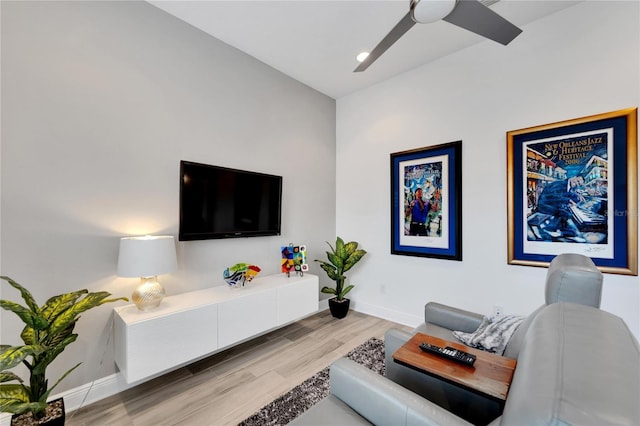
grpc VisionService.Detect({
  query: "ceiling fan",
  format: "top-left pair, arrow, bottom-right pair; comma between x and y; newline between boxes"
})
354,0 -> 522,72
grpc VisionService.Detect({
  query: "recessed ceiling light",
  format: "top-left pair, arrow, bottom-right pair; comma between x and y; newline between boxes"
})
356,52 -> 370,63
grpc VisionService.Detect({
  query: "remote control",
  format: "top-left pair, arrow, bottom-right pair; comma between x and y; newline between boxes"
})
419,342 -> 476,367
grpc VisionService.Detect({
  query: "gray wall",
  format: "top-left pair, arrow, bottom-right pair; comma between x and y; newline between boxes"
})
1,0 -> 336,392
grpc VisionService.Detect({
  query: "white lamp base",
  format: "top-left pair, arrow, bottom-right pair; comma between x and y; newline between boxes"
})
132,276 -> 166,311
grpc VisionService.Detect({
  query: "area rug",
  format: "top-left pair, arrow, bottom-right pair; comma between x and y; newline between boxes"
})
238,337 -> 385,426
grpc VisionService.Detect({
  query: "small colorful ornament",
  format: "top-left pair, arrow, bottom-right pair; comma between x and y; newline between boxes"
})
223,263 -> 261,287
281,244 -> 308,277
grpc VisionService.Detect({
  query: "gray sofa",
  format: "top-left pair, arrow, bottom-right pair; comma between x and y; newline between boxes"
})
383,253 -> 606,423
292,302 -> 639,425
292,255 -> 640,425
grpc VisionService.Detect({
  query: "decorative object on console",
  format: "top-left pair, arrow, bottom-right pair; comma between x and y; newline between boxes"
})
0,276 -> 127,424
223,263 -> 261,287
390,141 -> 463,261
281,244 -> 308,277
315,237 -> 367,319
507,107 -> 637,275
117,235 -> 178,311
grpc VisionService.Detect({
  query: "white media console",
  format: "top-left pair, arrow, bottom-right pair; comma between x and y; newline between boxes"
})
113,273 -> 319,383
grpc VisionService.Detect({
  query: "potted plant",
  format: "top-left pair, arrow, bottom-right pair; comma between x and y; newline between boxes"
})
315,237 -> 367,319
0,276 -> 128,425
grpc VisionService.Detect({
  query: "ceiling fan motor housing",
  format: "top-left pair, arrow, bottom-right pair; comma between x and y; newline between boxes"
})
411,0 -> 457,24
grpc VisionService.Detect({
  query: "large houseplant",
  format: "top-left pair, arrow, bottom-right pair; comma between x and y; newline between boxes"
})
315,237 -> 367,319
0,276 -> 127,424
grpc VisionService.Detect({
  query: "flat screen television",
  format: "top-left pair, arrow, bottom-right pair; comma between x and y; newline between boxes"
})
179,161 -> 282,241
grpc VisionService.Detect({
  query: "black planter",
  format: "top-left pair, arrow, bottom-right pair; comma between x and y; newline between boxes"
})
11,398 -> 65,426
328,297 -> 350,319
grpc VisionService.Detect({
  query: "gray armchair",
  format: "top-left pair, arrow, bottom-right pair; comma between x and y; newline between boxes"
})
384,253 -> 603,424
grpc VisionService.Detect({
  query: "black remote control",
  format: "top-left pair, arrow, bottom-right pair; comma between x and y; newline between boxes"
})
419,342 -> 476,367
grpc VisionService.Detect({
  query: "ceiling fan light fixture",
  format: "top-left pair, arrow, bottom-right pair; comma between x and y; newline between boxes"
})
356,52 -> 370,63
411,0 -> 457,24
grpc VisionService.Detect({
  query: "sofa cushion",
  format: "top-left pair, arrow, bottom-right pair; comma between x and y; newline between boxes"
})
415,322 -> 458,342
501,303 -> 640,425
424,302 -> 484,334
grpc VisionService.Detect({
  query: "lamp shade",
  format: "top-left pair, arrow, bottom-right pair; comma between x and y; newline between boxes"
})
117,236 -> 177,278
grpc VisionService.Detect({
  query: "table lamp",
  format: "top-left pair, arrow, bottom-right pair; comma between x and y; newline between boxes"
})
117,235 -> 177,311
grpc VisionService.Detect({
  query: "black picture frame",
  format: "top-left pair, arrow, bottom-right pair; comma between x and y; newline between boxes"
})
507,108 -> 638,275
390,141 -> 462,260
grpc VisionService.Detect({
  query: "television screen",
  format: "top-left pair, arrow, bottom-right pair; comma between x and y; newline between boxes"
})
179,161 -> 282,241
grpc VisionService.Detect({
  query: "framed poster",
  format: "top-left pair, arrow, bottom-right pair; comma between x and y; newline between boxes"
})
507,108 -> 637,275
390,141 -> 462,260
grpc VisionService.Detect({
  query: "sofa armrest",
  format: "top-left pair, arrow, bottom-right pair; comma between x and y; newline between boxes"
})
501,303 -> 640,425
385,328 -> 414,362
386,328 -> 447,401
384,328 -> 427,392
385,329 -> 426,390
424,302 -> 484,333
330,357 -> 473,426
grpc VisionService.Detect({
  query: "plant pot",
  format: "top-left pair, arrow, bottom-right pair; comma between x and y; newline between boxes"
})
11,398 -> 65,426
328,297 -> 350,319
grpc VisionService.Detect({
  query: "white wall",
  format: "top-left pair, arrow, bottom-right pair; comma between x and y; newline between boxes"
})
337,1 -> 640,337
1,1 -> 335,392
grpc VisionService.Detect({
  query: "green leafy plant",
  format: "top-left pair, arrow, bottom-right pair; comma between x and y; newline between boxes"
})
0,276 -> 128,419
315,237 -> 367,301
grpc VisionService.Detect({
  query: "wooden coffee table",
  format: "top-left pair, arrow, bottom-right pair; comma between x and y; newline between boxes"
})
393,333 -> 517,401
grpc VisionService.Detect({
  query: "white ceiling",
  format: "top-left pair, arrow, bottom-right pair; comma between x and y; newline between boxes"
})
148,0 -> 581,99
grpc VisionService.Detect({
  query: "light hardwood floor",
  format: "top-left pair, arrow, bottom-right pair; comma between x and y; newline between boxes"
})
67,310 -> 413,426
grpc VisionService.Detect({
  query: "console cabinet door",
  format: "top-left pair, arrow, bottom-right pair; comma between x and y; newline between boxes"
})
277,279 -> 319,325
218,290 -> 278,348
115,303 -> 218,383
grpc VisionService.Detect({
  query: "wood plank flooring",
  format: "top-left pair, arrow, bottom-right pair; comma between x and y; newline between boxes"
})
67,310 -> 413,426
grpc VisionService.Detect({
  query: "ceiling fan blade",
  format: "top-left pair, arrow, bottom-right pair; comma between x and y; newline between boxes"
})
443,0 -> 522,45
354,12 -> 416,72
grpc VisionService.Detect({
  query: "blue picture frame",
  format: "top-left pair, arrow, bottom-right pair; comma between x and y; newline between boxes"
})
390,141 -> 462,260
507,108 -> 637,275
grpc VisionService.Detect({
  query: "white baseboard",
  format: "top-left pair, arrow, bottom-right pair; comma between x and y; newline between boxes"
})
351,300 -> 422,328
55,372 -> 132,412
0,373 -> 134,426
319,297 -> 329,312
318,297 -> 420,327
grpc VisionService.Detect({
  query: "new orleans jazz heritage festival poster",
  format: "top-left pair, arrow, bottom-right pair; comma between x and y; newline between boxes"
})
523,129 -> 613,259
